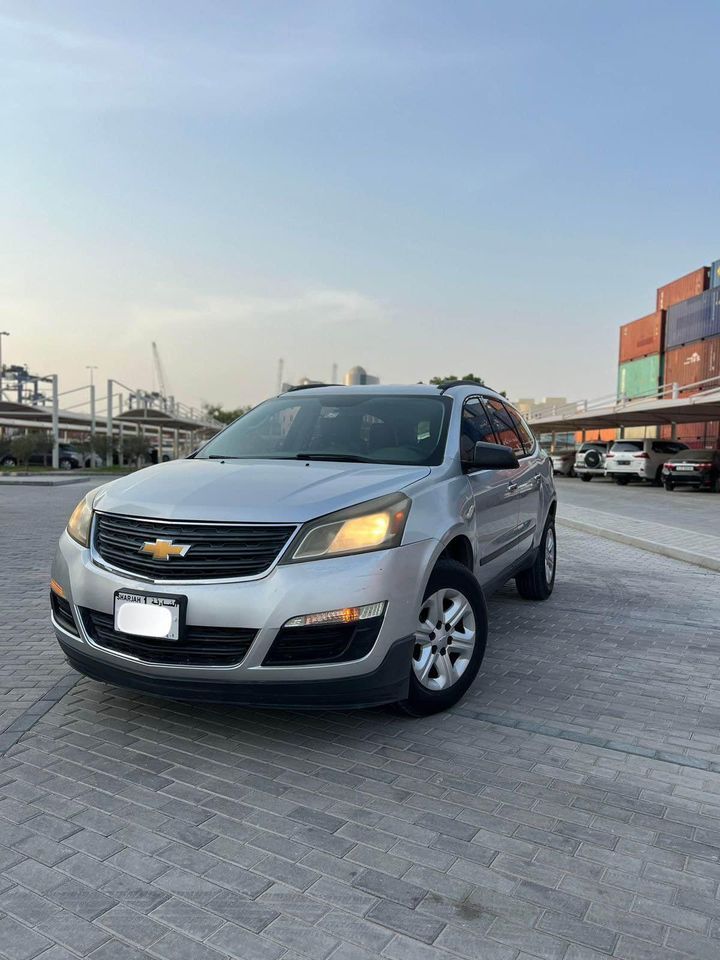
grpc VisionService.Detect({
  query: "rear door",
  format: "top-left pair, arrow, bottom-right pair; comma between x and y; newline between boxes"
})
460,397 -> 522,584
485,399 -> 542,553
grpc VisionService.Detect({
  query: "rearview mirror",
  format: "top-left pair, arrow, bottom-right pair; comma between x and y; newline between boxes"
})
470,441 -> 519,470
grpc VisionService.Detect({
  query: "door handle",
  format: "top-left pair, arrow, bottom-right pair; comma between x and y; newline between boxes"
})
507,482 -> 518,492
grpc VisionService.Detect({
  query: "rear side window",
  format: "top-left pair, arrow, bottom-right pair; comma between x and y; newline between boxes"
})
461,398 -> 497,460
653,441 -> 688,454
502,403 -> 536,455
484,399 -> 525,456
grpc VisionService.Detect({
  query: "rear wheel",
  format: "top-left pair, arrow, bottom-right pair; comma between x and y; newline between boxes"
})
515,516 -> 556,601
615,476 -> 630,485
664,480 -> 675,491
397,560 -> 487,716
580,474 -> 592,482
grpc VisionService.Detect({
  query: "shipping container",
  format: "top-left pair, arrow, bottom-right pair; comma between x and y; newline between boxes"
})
660,422 -> 720,449
663,337 -> 720,395
712,259 -> 720,290
617,353 -> 662,400
656,266 -> 709,311
618,311 -> 665,363
665,288 -> 720,349
574,428 -> 617,443
622,426 -> 658,440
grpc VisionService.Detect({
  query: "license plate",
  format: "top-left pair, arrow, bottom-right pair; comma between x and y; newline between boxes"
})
114,590 -> 186,640
617,460 -> 630,466
676,464 -> 695,471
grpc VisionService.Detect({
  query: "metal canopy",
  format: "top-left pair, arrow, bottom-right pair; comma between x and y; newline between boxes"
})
117,409 -> 219,432
527,389 -> 720,433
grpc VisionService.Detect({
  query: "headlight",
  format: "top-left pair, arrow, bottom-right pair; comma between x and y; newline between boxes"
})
67,494 -> 94,547
284,493 -> 411,562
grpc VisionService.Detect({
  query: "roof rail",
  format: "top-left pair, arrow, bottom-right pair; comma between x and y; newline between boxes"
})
437,380 -> 489,393
285,382 -> 344,393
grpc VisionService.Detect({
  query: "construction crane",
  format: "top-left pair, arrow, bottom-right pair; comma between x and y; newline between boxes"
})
151,341 -> 168,397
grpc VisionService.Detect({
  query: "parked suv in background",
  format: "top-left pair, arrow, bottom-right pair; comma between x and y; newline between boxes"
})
605,439 -> 689,485
550,448 -> 576,477
663,449 -> 720,492
574,441 -> 611,482
51,383 -> 557,716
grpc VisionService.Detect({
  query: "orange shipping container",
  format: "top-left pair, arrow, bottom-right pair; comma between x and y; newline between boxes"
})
660,422 -> 720,449
574,428 -> 617,443
656,266 -> 709,311
618,311 -> 665,363
663,337 -> 720,395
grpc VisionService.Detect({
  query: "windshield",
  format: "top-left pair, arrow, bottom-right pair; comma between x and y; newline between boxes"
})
612,441 -> 644,452
198,393 -> 452,466
670,449 -> 716,461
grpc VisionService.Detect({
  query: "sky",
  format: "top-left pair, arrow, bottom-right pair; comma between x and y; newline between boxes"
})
2,0 -> 720,411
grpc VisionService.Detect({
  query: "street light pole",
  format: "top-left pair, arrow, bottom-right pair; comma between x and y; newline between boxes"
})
0,331 -> 9,400
86,366 -> 98,468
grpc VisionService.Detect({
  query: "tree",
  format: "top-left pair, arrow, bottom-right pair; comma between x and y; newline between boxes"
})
121,434 -> 150,468
206,404 -> 251,425
9,431 -> 47,467
429,374 -> 485,386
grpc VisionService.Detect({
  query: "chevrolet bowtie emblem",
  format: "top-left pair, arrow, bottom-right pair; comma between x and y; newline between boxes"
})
139,538 -> 192,561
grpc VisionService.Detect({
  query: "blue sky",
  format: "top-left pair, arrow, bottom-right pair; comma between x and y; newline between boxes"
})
3,0 -> 720,407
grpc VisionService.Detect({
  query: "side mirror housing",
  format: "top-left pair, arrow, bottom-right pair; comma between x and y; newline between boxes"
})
470,441 -> 519,470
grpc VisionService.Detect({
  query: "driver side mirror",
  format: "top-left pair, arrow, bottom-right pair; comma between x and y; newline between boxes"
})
470,441 -> 519,470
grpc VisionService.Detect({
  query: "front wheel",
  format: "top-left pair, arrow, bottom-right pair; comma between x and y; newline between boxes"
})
615,476 -> 630,485
515,516 -> 556,601
664,480 -> 675,491
580,474 -> 592,482
397,560 -> 487,716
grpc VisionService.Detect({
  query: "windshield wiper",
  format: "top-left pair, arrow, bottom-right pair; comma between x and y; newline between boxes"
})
207,455 -> 245,460
294,453 -> 373,462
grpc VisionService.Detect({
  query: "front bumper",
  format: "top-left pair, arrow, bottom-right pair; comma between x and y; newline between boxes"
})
51,529 -> 437,700
58,635 -> 414,707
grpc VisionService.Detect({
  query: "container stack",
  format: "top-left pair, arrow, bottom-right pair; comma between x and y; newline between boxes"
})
614,263 -> 720,448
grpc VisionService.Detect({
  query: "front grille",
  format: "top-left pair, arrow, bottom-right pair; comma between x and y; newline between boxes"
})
80,608 -> 256,666
263,616 -> 384,666
51,592 -> 78,636
93,513 -> 296,581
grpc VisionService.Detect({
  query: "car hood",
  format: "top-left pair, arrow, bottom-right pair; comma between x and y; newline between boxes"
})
93,458 -> 431,523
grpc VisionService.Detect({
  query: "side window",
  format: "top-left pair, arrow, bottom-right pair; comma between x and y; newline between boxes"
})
502,402 -> 536,455
484,399 -> 525,455
461,398 -> 497,461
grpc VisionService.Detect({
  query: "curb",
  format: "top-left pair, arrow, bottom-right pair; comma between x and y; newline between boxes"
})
558,515 -> 720,573
0,476 -> 94,487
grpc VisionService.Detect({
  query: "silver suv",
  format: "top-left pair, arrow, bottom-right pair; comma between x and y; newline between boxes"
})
51,384 -> 557,715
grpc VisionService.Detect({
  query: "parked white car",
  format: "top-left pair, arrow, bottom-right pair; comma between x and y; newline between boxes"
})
605,439 -> 689,485
550,448 -> 576,477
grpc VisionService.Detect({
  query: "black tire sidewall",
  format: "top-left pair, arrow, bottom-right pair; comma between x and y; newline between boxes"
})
402,560 -> 487,715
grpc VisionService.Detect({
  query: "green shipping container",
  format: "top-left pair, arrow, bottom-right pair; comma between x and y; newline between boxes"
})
617,354 -> 663,400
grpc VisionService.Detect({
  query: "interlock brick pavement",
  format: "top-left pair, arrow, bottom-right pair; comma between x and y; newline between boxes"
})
2,486 -> 720,959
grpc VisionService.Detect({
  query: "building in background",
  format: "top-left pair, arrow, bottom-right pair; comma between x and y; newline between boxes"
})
343,365 -> 379,386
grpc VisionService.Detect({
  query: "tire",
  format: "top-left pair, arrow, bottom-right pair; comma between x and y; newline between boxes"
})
664,480 -> 675,491
580,474 -> 592,482
652,467 -> 663,487
397,560 -> 487,716
515,515 -> 556,602
59,459 -> 73,471
615,477 -> 630,485
0,456 -> 17,468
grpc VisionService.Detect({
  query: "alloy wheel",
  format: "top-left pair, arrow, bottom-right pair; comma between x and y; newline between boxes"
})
413,588 -> 476,691
545,526 -> 556,583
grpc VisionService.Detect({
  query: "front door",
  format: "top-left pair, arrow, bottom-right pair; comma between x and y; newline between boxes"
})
460,398 -> 522,585
484,398 -> 541,556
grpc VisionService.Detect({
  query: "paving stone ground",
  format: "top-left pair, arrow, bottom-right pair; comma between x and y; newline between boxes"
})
2,484 -> 720,959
